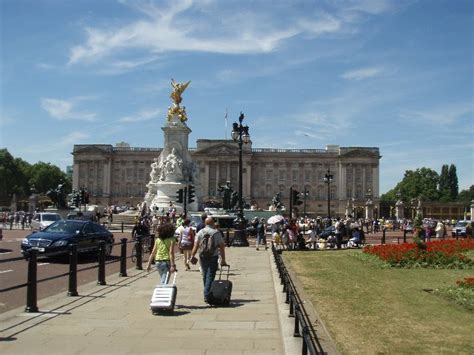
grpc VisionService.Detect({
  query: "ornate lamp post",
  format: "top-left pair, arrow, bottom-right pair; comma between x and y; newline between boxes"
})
323,169 -> 333,219
231,112 -> 250,246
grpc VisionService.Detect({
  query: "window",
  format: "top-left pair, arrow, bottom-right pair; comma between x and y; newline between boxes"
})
279,170 -> 286,180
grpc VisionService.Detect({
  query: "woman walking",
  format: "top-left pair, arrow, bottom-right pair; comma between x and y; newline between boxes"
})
146,222 -> 177,284
178,218 -> 195,270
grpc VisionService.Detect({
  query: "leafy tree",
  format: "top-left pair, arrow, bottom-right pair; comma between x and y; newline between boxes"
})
29,162 -> 69,194
457,185 -> 474,203
438,164 -> 450,201
0,149 -> 30,200
448,164 -> 459,201
381,167 -> 440,202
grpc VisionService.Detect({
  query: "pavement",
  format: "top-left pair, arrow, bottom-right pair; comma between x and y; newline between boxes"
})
0,245 -> 322,355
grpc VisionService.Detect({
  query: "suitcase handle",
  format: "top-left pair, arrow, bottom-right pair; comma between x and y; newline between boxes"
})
218,265 -> 230,280
164,271 -> 178,285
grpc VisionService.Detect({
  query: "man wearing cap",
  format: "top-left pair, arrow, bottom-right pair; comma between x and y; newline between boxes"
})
256,217 -> 267,250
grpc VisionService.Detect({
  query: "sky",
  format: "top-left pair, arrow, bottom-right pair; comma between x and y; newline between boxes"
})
1,0 -> 473,195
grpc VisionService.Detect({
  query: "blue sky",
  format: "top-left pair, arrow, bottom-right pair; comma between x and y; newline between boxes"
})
1,0 -> 472,194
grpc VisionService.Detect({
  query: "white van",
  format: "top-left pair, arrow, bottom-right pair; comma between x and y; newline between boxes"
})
31,212 -> 62,231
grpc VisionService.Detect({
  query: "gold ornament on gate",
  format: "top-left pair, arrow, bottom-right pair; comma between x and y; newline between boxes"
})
167,79 -> 191,122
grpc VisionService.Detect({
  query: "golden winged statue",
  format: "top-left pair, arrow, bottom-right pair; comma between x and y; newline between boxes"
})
170,79 -> 191,105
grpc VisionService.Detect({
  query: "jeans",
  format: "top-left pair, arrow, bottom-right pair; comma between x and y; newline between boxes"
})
200,255 -> 219,300
156,261 -> 170,284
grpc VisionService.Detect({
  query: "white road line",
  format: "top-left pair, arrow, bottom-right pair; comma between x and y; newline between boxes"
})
38,263 -> 50,266
0,251 -> 12,255
0,269 -> 13,274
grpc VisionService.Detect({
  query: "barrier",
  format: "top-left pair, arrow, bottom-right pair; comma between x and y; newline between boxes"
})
272,243 -> 325,354
0,236 -> 145,312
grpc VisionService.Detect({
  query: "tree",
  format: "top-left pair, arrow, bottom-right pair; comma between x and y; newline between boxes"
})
0,149 -> 30,201
380,167 -> 440,202
438,164 -> 450,201
448,164 -> 459,201
457,185 -> 474,203
29,162 -> 69,194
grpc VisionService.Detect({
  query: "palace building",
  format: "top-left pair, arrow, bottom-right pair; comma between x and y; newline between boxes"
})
72,140 -> 381,217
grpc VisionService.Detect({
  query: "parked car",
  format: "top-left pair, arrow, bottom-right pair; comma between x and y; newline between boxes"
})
453,220 -> 470,237
67,211 -> 96,221
21,219 -> 114,258
31,212 -> 62,231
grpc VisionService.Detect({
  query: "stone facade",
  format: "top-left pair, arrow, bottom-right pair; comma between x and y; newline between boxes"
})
72,140 -> 381,217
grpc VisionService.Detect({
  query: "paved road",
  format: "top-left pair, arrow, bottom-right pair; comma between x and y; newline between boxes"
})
0,229 -> 137,314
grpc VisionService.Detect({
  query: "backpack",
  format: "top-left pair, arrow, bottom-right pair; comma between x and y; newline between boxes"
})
199,232 -> 217,258
180,227 -> 193,247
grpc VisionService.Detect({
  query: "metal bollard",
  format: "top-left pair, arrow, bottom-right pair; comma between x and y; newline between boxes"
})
135,236 -> 143,270
288,291 -> 295,317
293,304 -> 301,337
25,249 -> 39,312
403,230 -> 407,243
119,238 -> 128,277
68,244 -> 78,296
302,326 -> 309,355
97,241 -> 106,285
121,222 -> 124,233
382,228 -> 386,244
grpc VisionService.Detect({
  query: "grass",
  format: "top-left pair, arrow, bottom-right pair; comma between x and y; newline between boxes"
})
284,249 -> 474,354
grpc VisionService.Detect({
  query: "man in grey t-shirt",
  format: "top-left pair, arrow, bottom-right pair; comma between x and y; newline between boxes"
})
190,217 -> 228,303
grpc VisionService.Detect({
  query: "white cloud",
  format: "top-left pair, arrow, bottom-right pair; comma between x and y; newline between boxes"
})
341,67 -> 382,80
67,0 -> 393,67
119,108 -> 161,123
399,103 -> 474,126
40,97 -> 97,121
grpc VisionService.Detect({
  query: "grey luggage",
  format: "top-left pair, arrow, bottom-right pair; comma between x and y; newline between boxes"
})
208,265 -> 232,306
150,272 -> 177,314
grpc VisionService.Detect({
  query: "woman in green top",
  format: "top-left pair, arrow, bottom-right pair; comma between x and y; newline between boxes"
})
146,223 -> 176,284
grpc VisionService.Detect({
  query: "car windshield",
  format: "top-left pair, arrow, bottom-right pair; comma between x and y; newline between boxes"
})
43,214 -> 61,221
456,221 -> 468,227
44,220 -> 83,234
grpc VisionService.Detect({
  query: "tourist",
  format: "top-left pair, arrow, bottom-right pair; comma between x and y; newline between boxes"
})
146,223 -> 177,284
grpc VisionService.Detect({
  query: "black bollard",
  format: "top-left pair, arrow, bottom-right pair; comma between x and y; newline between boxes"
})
97,241 -> 106,285
121,222 -> 124,233
288,291 -> 295,317
293,304 -> 301,337
403,230 -> 407,243
382,228 -> 386,244
25,249 -> 39,312
119,238 -> 128,277
68,244 -> 78,296
302,326 -> 309,355
135,236 -> 143,270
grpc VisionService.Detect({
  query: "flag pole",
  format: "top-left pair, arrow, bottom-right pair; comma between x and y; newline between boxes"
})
224,108 -> 228,139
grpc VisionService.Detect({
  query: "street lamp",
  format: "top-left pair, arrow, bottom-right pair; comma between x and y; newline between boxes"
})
231,112 -> 250,246
323,169 -> 333,219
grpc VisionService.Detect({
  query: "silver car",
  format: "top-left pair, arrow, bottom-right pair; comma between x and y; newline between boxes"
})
31,212 -> 62,231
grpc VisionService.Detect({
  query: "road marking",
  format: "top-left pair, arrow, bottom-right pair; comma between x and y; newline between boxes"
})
38,263 -> 50,266
0,269 -> 13,274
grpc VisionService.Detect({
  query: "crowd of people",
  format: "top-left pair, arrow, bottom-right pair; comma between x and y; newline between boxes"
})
0,211 -> 33,230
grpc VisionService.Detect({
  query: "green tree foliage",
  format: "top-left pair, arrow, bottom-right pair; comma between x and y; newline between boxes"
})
381,168 -> 440,202
438,164 -> 450,201
29,162 -> 69,194
0,149 -> 70,203
457,185 -> 474,203
0,149 -> 29,199
448,164 -> 459,201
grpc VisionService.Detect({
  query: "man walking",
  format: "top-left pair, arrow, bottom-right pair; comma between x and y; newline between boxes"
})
190,217 -> 228,303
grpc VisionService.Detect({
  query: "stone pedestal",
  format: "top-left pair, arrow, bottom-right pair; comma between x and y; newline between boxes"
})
145,115 -> 200,213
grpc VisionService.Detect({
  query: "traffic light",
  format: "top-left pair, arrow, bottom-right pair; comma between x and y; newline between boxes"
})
188,185 -> 195,203
84,190 -> 90,204
292,189 -> 303,205
176,188 -> 184,203
80,188 -> 85,204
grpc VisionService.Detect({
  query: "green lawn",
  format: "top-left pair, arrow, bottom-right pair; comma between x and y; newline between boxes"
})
284,250 -> 474,354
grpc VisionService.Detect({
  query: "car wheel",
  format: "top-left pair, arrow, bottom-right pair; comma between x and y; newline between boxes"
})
104,242 -> 113,257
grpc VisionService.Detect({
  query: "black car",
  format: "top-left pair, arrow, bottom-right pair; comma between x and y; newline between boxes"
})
21,220 -> 114,258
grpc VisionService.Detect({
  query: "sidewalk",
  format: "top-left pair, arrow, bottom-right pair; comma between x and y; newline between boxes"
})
0,247 -> 298,354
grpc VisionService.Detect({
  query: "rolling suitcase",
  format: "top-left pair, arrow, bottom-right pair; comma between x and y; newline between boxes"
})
150,272 -> 177,314
208,265 -> 232,306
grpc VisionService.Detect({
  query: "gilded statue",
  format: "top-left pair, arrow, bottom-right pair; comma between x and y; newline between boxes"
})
167,79 -> 191,122
170,79 -> 191,105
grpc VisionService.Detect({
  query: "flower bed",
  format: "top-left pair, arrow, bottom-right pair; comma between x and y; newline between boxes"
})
363,239 -> 474,268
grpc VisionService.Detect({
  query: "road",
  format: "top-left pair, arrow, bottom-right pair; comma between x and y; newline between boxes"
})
0,228 -> 140,314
